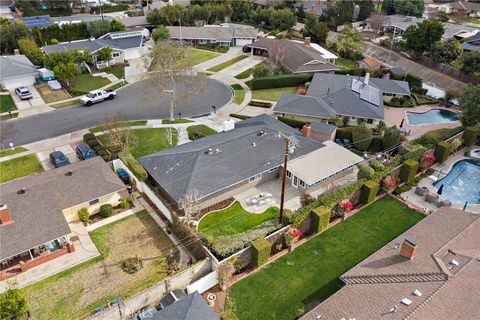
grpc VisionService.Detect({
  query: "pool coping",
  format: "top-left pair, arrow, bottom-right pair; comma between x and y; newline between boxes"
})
404,107 -> 461,127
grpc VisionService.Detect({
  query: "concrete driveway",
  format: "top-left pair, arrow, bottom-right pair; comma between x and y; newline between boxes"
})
217,55 -> 264,77
10,85 -> 46,110
36,142 -> 82,170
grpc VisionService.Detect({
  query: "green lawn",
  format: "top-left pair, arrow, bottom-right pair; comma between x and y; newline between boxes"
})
251,87 -> 297,101
129,128 -> 178,158
0,95 -> 16,113
90,120 -> 148,133
107,81 -> 128,91
186,48 -> 221,66
0,112 -> 19,121
162,118 -> 193,124
207,55 -> 248,72
233,89 -> 245,104
198,201 -> 280,237
0,147 -> 28,158
226,196 -> 424,320
107,67 -> 125,79
235,67 -> 255,79
335,57 -> 357,70
187,124 -> 217,140
72,74 -> 111,93
0,154 -> 43,183
51,99 -> 81,108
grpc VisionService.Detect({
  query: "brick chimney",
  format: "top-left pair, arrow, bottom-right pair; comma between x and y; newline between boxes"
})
13,49 -> 20,55
0,204 -> 13,226
400,237 -> 417,260
304,37 -> 311,47
302,124 -> 312,137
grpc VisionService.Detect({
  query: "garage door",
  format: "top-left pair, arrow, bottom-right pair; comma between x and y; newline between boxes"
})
2,75 -> 35,90
124,48 -> 145,60
235,38 -> 254,47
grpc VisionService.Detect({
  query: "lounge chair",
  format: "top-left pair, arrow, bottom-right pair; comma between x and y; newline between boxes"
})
440,200 -> 452,207
425,193 -> 439,203
415,186 -> 428,196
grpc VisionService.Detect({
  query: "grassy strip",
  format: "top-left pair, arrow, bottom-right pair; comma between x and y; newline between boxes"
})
0,154 -> 43,183
107,81 -> 128,91
187,125 -> 217,140
233,89 -> 245,105
51,99 -> 81,108
186,47 -> 221,66
89,120 -> 148,133
162,119 -> 193,124
0,95 -> 16,113
0,112 -> 19,120
107,67 -> 125,80
207,55 -> 248,72
0,147 -> 28,158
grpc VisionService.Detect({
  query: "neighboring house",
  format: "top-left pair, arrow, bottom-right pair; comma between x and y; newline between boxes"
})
295,0 -> 327,17
0,55 -> 38,90
442,22 -> 479,40
248,38 -> 337,74
0,157 -> 126,280
139,114 -> 362,210
167,25 -> 258,47
19,15 -> 52,28
50,14 -> 113,26
301,207 -> 480,320
42,29 -> 145,67
302,122 -> 337,142
150,291 -> 218,320
450,0 -> 480,17
273,73 -> 410,126
462,32 -> 480,51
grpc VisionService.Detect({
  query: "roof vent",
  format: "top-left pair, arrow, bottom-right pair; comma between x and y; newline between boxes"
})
389,305 -> 398,313
448,259 -> 459,270
259,130 -> 266,136
215,148 -> 222,153
400,298 -> 412,306
17,188 -> 26,195
65,170 -> 73,176
252,142 -> 256,147
207,148 -> 213,155
412,289 -> 422,297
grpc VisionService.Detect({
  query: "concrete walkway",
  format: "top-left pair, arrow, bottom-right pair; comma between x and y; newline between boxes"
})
193,47 -> 243,72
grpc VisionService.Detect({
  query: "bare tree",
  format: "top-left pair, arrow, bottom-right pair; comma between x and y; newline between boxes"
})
164,127 -> 174,147
0,123 -> 15,150
99,114 -> 137,154
369,13 -> 386,34
266,43 -> 286,73
178,189 -> 201,221
147,41 -> 203,121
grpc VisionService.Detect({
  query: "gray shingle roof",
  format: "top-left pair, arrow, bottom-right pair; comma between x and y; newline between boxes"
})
0,55 -> 37,79
274,94 -> 337,119
249,38 -> 337,73
42,33 -> 143,54
167,26 -> 258,43
0,157 -> 126,260
461,32 -> 480,51
151,292 -> 219,320
139,115 -> 324,202
310,122 -> 336,134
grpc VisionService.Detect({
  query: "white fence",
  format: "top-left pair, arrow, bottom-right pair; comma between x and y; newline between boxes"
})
112,159 -> 172,221
187,271 -> 218,294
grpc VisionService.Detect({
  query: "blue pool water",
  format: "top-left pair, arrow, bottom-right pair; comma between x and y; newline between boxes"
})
433,160 -> 480,204
406,109 -> 460,125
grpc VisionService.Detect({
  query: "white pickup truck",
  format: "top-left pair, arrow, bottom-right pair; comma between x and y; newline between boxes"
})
80,89 -> 116,106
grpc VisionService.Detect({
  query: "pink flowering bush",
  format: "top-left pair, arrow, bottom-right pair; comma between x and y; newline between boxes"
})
420,153 -> 435,169
382,175 -> 397,191
341,200 -> 354,212
284,228 -> 302,246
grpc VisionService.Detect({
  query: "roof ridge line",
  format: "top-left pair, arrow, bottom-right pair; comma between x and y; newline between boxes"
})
402,279 -> 450,320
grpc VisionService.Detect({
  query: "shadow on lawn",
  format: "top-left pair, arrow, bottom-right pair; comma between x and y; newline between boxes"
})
300,279 -> 344,317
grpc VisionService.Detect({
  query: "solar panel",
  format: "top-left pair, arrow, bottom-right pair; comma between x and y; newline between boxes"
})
360,85 -> 381,107
350,79 -> 362,94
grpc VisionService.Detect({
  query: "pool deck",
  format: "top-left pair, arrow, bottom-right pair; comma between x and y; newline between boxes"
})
400,148 -> 480,215
384,104 -> 461,140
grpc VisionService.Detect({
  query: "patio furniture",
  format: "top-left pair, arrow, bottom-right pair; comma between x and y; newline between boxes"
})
425,193 -> 439,203
415,186 -> 429,196
439,200 -> 452,208
258,200 -> 266,206
250,199 -> 258,205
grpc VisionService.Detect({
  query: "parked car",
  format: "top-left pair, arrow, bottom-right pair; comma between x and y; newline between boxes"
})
80,89 -> 116,106
49,151 -> 71,168
75,143 -> 97,160
38,68 -> 55,81
242,44 -> 251,53
15,86 -> 33,100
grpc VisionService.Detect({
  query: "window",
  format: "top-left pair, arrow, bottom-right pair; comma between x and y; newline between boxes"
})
367,119 -> 374,124
269,167 -> 278,172
112,52 -> 121,58
351,116 -> 356,120
299,179 -> 306,188
286,170 -> 292,178
249,173 -> 262,183
89,198 -> 99,205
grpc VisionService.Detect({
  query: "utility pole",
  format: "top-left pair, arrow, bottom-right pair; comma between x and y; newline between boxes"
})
387,25 -> 397,65
279,138 -> 290,225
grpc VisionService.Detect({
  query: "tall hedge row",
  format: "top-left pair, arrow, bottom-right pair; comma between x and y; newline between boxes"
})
399,159 -> 419,184
251,238 -> 271,268
360,180 -> 379,204
434,141 -> 452,164
277,116 -> 309,129
463,126 -> 479,146
119,151 -> 148,182
246,74 -> 313,90
311,206 -> 331,234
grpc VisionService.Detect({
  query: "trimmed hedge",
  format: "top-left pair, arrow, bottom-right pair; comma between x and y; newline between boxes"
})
357,164 -> 375,179
405,73 -> 422,89
399,159 -> 419,184
229,113 -> 251,120
246,74 -> 313,90
249,100 -> 273,108
336,127 -> 353,142
277,116 -> 309,129
360,180 -> 379,204
463,126 -> 479,146
251,237 -> 271,268
368,135 -> 385,152
83,133 -> 95,142
99,204 -> 113,218
311,206 -> 331,234
118,151 -> 148,181
434,141 -> 452,164
169,214 -> 206,261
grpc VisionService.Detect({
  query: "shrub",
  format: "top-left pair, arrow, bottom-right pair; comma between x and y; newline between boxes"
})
251,238 -> 271,268
369,160 -> 385,172
357,164 -> 375,179
122,256 -> 142,274
335,127 -> 353,142
277,116 -> 309,129
352,125 -> 373,151
229,113 -> 251,120
120,197 -> 133,209
399,159 -> 419,184
377,120 -> 387,133
300,194 -> 315,207
384,126 -> 401,150
462,126 -> 479,146
169,217 -> 206,261
217,261 -> 235,290
341,200 -> 354,212
382,175 -> 397,191
434,141 -> 452,163
246,74 -> 313,90
360,180 -> 379,204
99,204 -> 113,217
118,151 -> 148,181
249,100 -> 273,108
451,138 -> 462,151
83,133 -> 95,142
86,139 -> 100,148
420,152 -> 435,169
311,206 -> 331,234
77,207 -> 89,223
405,73 -> 422,89
368,135 -> 385,152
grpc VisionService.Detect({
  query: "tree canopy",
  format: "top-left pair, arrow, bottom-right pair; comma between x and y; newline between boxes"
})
337,27 -> 363,60
403,20 -> 444,59
459,84 -> 480,126
152,25 -> 170,42
18,38 -> 44,65
303,13 -> 329,44
382,0 -> 425,17
0,282 -> 28,320
460,51 -> 480,74
431,38 -> 463,64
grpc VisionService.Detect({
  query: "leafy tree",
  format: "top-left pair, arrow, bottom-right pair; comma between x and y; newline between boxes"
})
53,62 -> 80,87
269,8 -> 296,31
352,124 -> 373,151
382,0 -> 396,15
88,20 -> 111,38
187,4 -> 209,23
431,38 -> 463,63
337,27 -> 362,60
296,4 -> 306,20
303,13 -> 329,44
253,63 -> 273,78
147,9 -> 163,26
0,20 -> 31,54
384,126 -> 401,150
458,84 -> 480,126
18,38 -> 44,65
0,281 -> 28,320
395,0 -> 424,17
110,20 -> 126,32
152,25 -> 170,42
459,51 -> 480,74
403,20 -> 444,59
358,0 -> 375,21
96,47 -> 112,62
43,49 -> 91,70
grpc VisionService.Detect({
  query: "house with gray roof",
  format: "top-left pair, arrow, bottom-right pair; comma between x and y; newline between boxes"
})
167,25 -> 258,47
139,115 -> 362,210
248,38 -> 337,74
0,157 -> 125,280
151,292 -> 219,320
461,32 -> 480,52
0,55 -> 38,90
274,73 -> 410,126
42,29 -> 145,67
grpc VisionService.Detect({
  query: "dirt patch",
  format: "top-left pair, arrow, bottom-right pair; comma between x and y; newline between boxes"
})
25,212 -> 179,320
36,84 -> 71,103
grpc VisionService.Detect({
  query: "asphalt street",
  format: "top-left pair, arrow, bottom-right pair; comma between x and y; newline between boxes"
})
7,76 -> 232,146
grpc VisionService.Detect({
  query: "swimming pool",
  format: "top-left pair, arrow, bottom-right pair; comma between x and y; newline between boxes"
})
433,159 -> 480,204
406,109 -> 460,125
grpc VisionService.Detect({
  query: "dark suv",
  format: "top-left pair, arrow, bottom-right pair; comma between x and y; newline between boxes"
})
76,143 -> 97,160
49,151 -> 70,168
